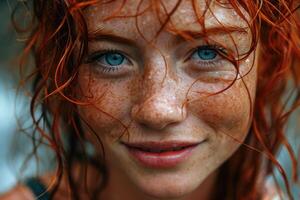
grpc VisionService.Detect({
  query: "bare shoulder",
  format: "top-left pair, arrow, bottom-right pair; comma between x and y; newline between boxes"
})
0,185 -> 34,200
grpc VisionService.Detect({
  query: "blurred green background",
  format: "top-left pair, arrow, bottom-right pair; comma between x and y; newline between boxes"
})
0,0 -> 22,192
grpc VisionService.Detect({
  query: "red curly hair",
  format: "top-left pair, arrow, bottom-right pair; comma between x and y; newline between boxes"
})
13,0 -> 300,199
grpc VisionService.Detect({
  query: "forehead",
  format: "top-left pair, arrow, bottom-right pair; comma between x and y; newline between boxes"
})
84,0 -> 249,40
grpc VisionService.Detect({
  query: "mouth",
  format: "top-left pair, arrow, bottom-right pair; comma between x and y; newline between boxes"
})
121,141 -> 203,168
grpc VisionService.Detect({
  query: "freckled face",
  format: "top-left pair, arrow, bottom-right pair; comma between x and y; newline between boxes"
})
78,0 -> 258,199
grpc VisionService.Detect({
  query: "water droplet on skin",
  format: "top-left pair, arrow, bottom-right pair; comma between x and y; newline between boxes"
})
179,9 -> 187,14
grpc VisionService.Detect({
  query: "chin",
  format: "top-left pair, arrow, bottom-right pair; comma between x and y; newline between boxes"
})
133,173 -> 204,200
140,184 -> 195,200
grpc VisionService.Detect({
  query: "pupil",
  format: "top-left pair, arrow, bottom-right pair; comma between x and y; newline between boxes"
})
198,49 -> 217,60
105,53 -> 124,66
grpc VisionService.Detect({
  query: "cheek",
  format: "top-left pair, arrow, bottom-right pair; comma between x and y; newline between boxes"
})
188,80 -> 256,169
76,70 -> 135,139
189,79 -> 255,140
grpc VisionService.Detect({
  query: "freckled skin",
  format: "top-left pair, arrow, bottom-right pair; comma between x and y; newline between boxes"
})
77,0 -> 258,200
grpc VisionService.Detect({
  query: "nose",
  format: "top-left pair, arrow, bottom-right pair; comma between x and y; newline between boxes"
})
131,71 -> 187,130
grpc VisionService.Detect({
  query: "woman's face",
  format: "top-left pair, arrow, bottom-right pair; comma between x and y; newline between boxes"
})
78,0 -> 258,199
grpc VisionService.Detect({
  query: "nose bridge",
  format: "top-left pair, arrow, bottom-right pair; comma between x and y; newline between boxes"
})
144,75 -> 178,111
131,57 -> 187,130
142,67 -> 172,100
141,49 -> 177,99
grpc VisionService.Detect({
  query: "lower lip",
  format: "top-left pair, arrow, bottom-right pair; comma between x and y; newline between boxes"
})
125,144 -> 199,168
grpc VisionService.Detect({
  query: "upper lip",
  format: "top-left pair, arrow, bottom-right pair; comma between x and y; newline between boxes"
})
121,141 -> 201,151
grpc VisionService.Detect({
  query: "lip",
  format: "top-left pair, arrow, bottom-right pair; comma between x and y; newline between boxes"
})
122,141 -> 202,168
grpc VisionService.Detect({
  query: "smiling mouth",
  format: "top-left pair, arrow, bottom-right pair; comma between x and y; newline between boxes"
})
122,141 -> 203,168
123,142 -> 199,152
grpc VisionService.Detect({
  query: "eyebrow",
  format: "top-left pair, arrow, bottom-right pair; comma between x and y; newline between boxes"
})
88,29 -> 138,47
87,26 -> 248,46
172,26 -> 248,41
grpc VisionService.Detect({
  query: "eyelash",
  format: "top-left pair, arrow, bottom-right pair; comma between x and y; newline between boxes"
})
187,45 -> 227,68
86,48 -> 131,73
86,45 -> 228,73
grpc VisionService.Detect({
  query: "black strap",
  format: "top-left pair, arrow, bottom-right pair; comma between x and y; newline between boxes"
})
24,178 -> 50,200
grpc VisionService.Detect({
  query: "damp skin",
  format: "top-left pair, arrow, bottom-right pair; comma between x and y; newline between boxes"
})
77,0 -> 258,200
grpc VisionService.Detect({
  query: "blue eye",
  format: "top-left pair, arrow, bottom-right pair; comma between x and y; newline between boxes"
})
86,50 -> 132,74
193,47 -> 218,61
104,52 -> 125,66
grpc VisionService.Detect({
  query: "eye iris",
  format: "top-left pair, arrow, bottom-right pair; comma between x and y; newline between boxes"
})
197,48 -> 217,60
105,53 -> 124,66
